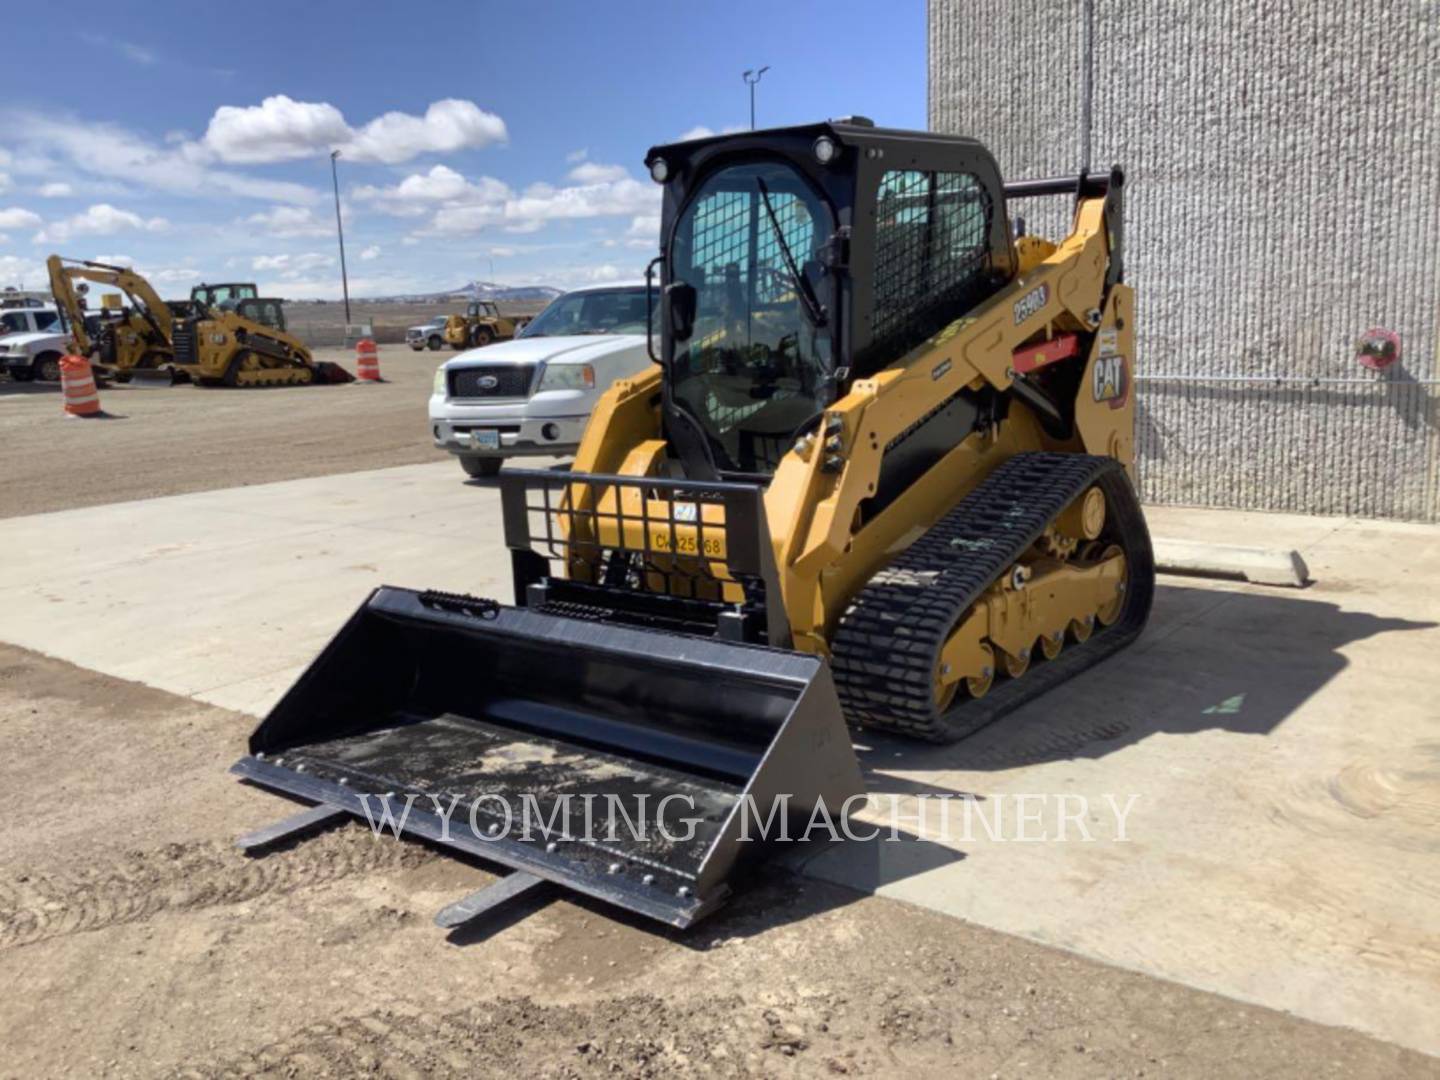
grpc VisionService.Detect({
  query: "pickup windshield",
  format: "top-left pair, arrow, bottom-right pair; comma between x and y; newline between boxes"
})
666,160 -> 834,474
520,287 -> 654,338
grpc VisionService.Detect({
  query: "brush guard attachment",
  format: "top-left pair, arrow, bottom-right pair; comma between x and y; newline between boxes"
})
501,468 -> 791,647
232,588 -> 861,927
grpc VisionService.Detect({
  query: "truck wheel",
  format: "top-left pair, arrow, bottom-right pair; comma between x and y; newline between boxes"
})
34,353 -> 62,382
428,335 -> 443,351
471,327 -> 494,347
459,456 -> 502,479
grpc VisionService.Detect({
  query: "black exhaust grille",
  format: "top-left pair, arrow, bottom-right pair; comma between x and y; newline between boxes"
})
449,365 -> 532,399
172,320 -> 199,365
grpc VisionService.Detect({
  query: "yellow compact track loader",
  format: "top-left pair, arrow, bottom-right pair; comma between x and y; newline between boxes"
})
233,120 -> 1153,929
172,283 -> 353,387
444,299 -> 531,349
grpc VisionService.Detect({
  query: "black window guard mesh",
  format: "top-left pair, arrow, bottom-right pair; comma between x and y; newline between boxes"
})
871,169 -> 995,360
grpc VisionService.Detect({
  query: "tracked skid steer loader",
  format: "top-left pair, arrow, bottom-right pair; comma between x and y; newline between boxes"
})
233,119 -> 1154,930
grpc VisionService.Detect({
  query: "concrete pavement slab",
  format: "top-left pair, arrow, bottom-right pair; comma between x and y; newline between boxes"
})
1,473 -> 1437,1055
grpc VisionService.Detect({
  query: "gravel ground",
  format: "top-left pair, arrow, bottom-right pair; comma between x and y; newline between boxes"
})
0,643 -> 1433,1079
0,346 -> 448,519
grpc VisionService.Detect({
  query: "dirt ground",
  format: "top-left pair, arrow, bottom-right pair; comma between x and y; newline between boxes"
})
0,644 -> 1432,1079
0,346 -> 447,519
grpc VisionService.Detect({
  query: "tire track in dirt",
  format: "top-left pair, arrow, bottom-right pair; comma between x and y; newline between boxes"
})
0,827 -> 433,949
171,994 -> 779,1080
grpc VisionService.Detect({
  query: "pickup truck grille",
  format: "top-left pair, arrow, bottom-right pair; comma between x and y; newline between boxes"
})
449,364 -> 532,399
172,320 -> 199,365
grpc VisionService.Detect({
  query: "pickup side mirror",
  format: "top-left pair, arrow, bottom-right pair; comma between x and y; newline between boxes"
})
666,281 -> 697,343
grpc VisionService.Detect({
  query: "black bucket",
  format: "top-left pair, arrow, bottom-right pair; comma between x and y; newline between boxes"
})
232,587 -> 863,926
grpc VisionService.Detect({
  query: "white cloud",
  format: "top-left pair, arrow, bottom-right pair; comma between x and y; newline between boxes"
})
566,161 -> 630,184
0,253 -> 45,288
0,207 -> 42,230
503,176 -> 655,231
91,253 -> 135,267
38,182 -> 72,197
367,162 -> 658,238
566,148 -> 588,163
0,173 -> 10,194
202,96 -> 350,164
35,203 -> 167,243
242,205 -> 332,238
622,213 -> 661,250
201,95 -> 506,166
344,99 -> 507,164
252,252 -> 334,275
145,266 -> 204,287
81,33 -> 155,66
5,113 -> 321,204
401,235 -> 420,246
359,245 -> 380,261
353,164 -> 509,218
677,124 -> 745,142
118,41 -> 156,65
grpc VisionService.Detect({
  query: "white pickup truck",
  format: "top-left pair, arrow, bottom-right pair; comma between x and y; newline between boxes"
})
0,307 -> 66,381
428,282 -> 653,478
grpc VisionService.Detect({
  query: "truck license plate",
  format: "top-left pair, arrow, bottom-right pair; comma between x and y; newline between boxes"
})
471,430 -> 501,451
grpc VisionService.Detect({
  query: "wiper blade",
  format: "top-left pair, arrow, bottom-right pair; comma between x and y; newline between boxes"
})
756,177 -> 826,328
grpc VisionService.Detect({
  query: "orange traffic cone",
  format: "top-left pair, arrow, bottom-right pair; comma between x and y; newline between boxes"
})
60,355 -> 104,418
355,339 -> 382,382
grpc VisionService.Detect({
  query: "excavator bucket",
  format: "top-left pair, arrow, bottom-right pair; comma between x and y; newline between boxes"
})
232,588 -> 862,927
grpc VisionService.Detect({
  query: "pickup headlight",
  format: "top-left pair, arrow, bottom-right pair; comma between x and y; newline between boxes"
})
538,363 -> 595,391
433,364 -> 447,394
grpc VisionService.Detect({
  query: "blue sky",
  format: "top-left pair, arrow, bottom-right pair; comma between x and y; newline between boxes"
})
1,0 -> 924,299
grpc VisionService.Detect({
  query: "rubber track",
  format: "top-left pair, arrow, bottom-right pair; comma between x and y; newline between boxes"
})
831,451 -> 1155,743
0,828 -> 432,950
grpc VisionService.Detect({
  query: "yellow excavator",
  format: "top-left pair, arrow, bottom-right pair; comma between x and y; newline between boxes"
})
47,256 -> 352,387
232,120 -> 1153,930
46,255 -> 180,378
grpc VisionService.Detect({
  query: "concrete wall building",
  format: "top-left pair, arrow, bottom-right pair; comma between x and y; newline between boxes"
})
929,1 -> 1440,520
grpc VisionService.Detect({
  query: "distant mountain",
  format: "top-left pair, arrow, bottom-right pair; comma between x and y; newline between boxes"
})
366,280 -> 565,303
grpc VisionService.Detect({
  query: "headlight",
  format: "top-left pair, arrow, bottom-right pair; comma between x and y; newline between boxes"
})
538,363 -> 595,391
433,365 -> 447,394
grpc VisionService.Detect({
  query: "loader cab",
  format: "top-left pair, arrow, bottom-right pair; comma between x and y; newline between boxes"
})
646,120 -> 1017,480
467,300 -> 501,320
191,282 -> 259,313
236,297 -> 287,332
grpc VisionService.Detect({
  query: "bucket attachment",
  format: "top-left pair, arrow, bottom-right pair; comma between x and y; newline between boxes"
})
124,366 -> 181,388
312,360 -> 356,384
232,587 -> 862,928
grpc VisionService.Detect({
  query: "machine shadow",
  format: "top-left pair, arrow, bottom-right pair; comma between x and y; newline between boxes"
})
858,582 -> 1437,783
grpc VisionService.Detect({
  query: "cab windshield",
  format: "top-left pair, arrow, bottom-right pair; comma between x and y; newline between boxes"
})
520,286 -> 653,338
667,161 -> 834,474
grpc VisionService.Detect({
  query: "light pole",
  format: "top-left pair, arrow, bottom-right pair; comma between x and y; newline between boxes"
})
329,149 -> 351,324
742,66 -> 770,130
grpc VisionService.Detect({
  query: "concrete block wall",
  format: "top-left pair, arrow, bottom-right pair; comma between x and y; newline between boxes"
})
929,0 -> 1440,520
